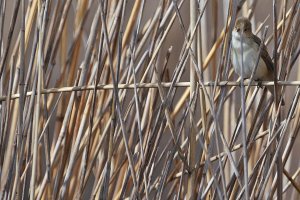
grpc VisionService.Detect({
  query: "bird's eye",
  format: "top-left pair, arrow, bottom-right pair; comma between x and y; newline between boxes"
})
244,28 -> 248,32
236,28 -> 240,32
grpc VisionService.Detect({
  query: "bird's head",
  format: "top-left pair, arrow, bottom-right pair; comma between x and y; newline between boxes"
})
232,17 -> 253,40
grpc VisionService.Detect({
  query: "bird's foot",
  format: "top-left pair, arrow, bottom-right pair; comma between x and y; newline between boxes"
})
256,81 -> 263,88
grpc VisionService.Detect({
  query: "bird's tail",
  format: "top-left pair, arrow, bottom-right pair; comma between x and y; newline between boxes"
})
266,85 -> 285,105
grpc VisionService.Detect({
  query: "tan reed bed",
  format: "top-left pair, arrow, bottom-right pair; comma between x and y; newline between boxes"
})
0,0 -> 300,199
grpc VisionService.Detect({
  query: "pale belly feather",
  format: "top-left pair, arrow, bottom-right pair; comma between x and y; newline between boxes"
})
231,38 -> 269,80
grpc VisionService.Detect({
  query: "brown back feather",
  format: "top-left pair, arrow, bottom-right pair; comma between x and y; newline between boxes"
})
252,34 -> 274,73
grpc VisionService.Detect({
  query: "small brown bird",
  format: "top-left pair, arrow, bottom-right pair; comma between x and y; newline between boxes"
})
231,17 -> 283,104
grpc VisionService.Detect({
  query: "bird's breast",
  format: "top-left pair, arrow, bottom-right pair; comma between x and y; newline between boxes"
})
231,39 -> 269,80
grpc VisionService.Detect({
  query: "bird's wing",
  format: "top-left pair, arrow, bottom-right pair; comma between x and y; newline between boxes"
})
252,34 -> 274,72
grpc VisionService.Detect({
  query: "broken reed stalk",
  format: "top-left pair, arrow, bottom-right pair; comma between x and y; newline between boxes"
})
0,0 -> 300,199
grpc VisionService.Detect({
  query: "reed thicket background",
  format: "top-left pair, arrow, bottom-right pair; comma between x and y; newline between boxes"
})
0,0 -> 300,199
